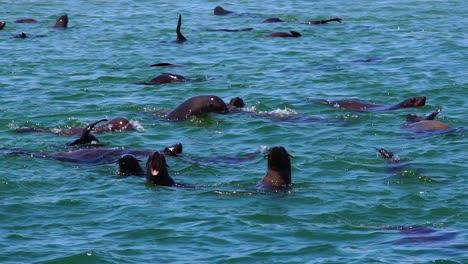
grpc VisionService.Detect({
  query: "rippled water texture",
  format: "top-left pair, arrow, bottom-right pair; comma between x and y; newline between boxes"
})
1,1 -> 467,263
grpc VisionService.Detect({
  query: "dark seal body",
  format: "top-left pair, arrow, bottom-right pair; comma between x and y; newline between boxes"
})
214,6 -> 234,16
0,21 -> 6,30
257,146 -> 292,191
166,95 -> 229,120
265,31 -> 302,38
143,73 -> 187,85
302,18 -> 342,25
319,96 -> 426,111
53,15 -> 68,28
146,152 -> 175,186
15,18 -> 38,23
263,18 -> 283,23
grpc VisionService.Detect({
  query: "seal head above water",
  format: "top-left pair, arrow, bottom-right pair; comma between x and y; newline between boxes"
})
53,15 -> 68,28
146,152 -> 175,186
214,6 -> 234,16
257,146 -> 292,191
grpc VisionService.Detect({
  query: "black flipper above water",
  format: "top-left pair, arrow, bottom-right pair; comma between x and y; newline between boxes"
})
67,119 -> 108,147
176,14 -> 186,43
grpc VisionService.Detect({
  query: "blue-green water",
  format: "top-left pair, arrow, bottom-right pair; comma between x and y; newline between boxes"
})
1,1 -> 467,263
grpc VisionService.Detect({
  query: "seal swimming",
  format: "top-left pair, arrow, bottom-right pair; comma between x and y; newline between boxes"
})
14,117 -> 135,136
1,143 -> 182,164
302,18 -> 342,25
139,72 -> 188,85
316,96 -> 426,111
256,146 -> 292,191
53,14 -> 68,28
265,31 -> 302,38
263,18 -> 283,23
15,18 -> 38,23
0,21 -> 6,30
166,95 -> 230,120
404,108 -> 452,133
207,28 -> 253,32
214,6 -> 234,16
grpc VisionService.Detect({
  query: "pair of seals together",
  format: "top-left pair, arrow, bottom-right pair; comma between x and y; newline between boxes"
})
9,15 -> 68,39
144,145 -> 292,190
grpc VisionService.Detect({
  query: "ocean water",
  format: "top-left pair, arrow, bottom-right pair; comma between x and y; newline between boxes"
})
0,1 -> 467,263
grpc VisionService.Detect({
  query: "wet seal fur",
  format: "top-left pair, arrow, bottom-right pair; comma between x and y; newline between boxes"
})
140,72 -> 188,85
302,18 -> 342,25
263,18 -> 283,23
0,21 -> 6,30
146,151 -> 195,188
265,31 -> 302,38
15,18 -> 38,23
257,146 -> 292,191
14,117 -> 135,136
166,95 -> 229,120
404,108 -> 452,132
214,6 -> 234,16
317,96 -> 426,111
53,15 -> 68,28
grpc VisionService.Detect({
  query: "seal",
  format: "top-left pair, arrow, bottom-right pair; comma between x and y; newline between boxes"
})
150,63 -> 183,68
146,151 -> 195,187
207,28 -> 253,32
14,32 -> 28,39
404,108 -> 452,132
118,154 -> 145,177
317,96 -> 426,111
53,14 -> 68,28
265,31 -> 302,38
14,117 -> 135,136
263,18 -> 283,23
175,14 -> 186,43
166,95 -> 230,120
302,18 -> 342,25
0,21 -> 6,30
256,146 -> 292,191
214,6 -> 234,16
140,72 -> 187,85
15,18 -> 38,23
66,119 -> 108,147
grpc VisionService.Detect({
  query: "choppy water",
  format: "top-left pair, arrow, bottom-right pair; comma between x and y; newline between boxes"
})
1,1 -> 467,263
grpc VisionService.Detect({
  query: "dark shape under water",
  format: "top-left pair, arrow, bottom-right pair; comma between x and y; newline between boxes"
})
316,96 -> 426,111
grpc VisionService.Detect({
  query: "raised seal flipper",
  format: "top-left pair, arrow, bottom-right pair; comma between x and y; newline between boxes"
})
67,119 -> 108,146
176,14 -> 186,43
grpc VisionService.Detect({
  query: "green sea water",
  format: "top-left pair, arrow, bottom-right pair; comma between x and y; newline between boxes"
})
0,1 -> 467,263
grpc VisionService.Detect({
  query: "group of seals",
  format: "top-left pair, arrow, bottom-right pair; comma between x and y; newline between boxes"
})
1,14 -> 68,39
212,5 -> 342,38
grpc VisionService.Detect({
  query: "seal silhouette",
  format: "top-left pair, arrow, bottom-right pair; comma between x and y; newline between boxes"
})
214,6 -> 234,16
140,72 -> 188,85
404,108 -> 451,133
263,18 -> 283,23
1,143 -> 182,164
15,18 -> 38,23
53,15 -> 68,28
302,18 -> 342,25
118,154 -> 145,176
145,151 -> 195,188
166,95 -> 229,120
265,31 -> 302,38
317,96 -> 426,111
15,117 -> 135,136
0,21 -> 6,30
257,146 -> 292,191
